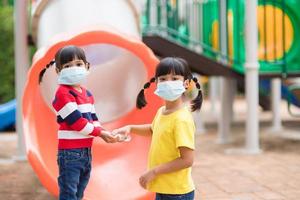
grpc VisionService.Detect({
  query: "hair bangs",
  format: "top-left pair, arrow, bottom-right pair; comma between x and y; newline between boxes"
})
59,46 -> 87,66
155,57 -> 185,78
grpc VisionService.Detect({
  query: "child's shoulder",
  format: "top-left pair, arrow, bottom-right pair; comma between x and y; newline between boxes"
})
174,107 -> 194,121
55,85 -> 71,95
157,106 -> 164,113
55,85 -> 80,99
86,89 -> 93,97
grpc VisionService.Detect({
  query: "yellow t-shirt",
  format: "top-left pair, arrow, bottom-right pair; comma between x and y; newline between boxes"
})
147,106 -> 195,194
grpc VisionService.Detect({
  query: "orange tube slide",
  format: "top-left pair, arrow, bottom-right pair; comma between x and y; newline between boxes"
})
22,29 -> 162,199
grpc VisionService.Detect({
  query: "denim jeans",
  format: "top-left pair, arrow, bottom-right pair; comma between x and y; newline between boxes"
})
57,148 -> 92,200
155,190 -> 195,200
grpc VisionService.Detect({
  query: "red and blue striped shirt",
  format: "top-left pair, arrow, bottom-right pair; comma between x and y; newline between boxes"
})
52,85 -> 103,149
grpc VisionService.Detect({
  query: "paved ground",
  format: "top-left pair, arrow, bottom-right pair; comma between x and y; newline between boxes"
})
0,100 -> 300,200
192,99 -> 300,200
0,133 -> 55,200
193,122 -> 300,200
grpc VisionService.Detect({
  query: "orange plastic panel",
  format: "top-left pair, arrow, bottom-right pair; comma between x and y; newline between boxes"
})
22,28 -> 162,200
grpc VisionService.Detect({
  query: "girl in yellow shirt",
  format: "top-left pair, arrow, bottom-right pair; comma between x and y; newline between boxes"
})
113,57 -> 202,200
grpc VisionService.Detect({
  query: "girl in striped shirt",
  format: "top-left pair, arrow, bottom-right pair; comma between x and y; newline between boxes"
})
39,45 -> 117,200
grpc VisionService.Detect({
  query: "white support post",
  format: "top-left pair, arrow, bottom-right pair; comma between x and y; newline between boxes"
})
229,79 -> 236,123
209,78 -> 219,116
190,2 -> 206,134
190,1 -> 196,41
150,0 -> 157,28
219,0 -> 227,60
217,78 -> 235,143
217,0 -> 235,144
196,0 -> 203,43
244,0 -> 261,154
14,0 -> 29,160
209,1 -> 220,115
189,0 -> 196,45
161,0 -> 167,28
270,78 -> 282,132
193,1 -> 203,53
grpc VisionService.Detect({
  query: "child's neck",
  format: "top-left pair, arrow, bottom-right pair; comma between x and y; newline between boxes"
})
71,85 -> 82,93
163,98 -> 184,114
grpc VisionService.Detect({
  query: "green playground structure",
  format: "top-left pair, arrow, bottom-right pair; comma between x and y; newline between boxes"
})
142,0 -> 300,114
143,0 -> 300,76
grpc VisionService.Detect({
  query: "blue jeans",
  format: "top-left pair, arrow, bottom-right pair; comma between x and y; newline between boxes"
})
155,190 -> 195,200
57,148 -> 92,200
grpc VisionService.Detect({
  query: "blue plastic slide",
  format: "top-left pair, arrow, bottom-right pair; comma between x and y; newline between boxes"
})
259,80 -> 300,108
0,99 -> 16,131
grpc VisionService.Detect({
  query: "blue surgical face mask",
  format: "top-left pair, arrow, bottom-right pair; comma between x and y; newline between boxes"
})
154,80 -> 186,101
58,66 -> 89,85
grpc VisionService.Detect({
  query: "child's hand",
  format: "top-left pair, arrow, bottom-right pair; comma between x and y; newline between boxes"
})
114,134 -> 131,142
139,169 -> 157,189
100,130 -> 118,143
112,126 -> 131,142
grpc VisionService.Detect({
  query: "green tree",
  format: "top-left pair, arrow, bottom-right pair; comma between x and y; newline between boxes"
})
0,6 -> 14,103
0,0 -> 13,7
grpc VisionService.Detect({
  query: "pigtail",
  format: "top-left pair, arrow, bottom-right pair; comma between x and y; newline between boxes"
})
190,77 -> 203,112
136,77 -> 156,109
39,60 -> 55,84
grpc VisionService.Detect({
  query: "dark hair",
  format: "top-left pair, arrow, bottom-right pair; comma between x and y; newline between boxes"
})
136,57 -> 203,112
38,45 -> 88,84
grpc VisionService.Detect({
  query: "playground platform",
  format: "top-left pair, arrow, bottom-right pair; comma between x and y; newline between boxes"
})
0,99 -> 299,200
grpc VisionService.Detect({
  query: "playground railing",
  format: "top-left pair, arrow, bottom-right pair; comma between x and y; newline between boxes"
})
143,0 -> 295,76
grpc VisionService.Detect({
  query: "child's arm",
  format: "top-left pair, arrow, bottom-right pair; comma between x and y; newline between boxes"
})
139,147 -> 194,188
153,147 -> 194,173
91,105 -> 117,142
99,130 -> 117,143
113,124 -> 152,137
53,92 -> 116,142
